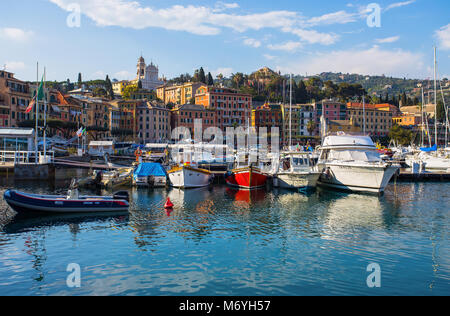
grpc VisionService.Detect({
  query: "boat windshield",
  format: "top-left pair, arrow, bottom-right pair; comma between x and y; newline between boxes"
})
328,149 -> 381,162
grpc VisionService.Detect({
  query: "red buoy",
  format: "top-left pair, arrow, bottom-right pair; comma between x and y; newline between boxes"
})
164,198 -> 174,209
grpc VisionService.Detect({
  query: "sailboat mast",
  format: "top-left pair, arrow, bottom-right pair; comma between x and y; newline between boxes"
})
289,74 -> 292,149
434,46 -> 438,147
44,67 -> 47,162
35,62 -> 39,164
421,88 -> 425,147
363,95 -> 366,135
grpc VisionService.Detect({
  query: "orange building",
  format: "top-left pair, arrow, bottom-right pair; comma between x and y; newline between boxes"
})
195,85 -> 252,131
0,70 -> 32,127
393,114 -> 423,126
171,104 -> 217,139
346,102 -> 395,137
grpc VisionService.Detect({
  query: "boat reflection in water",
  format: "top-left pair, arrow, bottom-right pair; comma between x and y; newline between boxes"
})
225,187 -> 267,209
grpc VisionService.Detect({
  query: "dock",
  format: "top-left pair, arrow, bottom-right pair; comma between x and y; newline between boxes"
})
396,169 -> 450,181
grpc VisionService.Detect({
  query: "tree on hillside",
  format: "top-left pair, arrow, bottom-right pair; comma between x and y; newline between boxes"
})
436,99 -> 446,122
207,72 -> 214,86
122,84 -> 138,100
389,125 -> 414,146
199,67 -> 206,84
78,73 -> 82,87
231,73 -> 245,89
105,75 -> 115,100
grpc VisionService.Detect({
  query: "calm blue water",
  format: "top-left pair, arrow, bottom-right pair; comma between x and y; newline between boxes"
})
0,169 -> 449,296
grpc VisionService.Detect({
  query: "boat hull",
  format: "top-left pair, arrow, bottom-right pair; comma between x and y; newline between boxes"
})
226,167 -> 268,189
317,163 -> 399,194
275,172 -> 321,190
133,176 -> 167,187
4,190 -> 129,214
168,166 -> 212,189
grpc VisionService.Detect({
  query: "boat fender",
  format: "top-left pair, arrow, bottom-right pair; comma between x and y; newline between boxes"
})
164,198 -> 174,209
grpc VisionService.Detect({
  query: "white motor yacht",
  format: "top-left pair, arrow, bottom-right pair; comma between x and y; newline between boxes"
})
317,134 -> 400,194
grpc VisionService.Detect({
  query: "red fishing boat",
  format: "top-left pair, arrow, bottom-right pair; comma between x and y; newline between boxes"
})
226,166 -> 268,189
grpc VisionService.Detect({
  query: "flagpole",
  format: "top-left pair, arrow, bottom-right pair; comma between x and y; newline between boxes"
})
35,62 -> 39,164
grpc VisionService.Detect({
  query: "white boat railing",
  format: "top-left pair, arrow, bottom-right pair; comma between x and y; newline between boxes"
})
0,150 -> 55,165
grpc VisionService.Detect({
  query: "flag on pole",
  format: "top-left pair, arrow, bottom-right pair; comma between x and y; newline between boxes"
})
26,96 -> 36,114
25,76 -> 44,114
76,127 -> 84,138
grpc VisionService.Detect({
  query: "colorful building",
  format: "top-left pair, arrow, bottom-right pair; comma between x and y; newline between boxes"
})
392,114 -> 423,126
156,82 -> 203,106
137,102 -> 171,144
281,103 -> 316,146
251,103 -> 283,141
195,85 -> 252,132
346,102 -> 395,137
171,104 -> 217,140
0,70 -> 32,128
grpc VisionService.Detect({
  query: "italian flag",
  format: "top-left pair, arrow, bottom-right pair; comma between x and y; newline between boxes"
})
25,76 -> 45,114
76,127 -> 86,138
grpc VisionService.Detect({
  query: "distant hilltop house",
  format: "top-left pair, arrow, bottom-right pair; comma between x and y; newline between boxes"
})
247,67 -> 280,86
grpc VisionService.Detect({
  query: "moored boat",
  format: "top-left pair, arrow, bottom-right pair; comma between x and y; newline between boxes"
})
4,190 -> 129,214
317,134 -> 400,194
133,162 -> 167,187
273,152 -> 321,190
226,165 -> 268,189
167,164 -> 213,189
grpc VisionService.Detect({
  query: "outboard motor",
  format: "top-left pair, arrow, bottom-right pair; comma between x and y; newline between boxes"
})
113,191 -> 129,201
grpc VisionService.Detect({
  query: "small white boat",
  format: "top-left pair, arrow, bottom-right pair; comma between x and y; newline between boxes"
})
273,152 -> 321,190
167,164 -> 213,189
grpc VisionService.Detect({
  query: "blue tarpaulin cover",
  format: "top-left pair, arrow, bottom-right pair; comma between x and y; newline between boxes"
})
134,163 -> 167,178
420,144 -> 437,152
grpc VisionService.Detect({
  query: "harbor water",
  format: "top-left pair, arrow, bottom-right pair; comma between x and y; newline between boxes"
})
0,169 -> 449,296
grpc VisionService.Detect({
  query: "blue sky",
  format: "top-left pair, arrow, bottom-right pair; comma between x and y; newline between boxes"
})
1,0 -> 449,82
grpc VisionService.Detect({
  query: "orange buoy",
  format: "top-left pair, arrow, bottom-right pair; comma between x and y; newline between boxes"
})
164,198 -> 174,209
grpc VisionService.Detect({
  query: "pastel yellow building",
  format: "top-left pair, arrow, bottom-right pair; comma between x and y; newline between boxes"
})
156,82 -> 203,105
112,81 -> 132,96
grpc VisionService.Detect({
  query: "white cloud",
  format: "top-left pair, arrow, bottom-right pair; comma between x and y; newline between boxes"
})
92,70 -> 106,78
268,41 -> 303,52
375,36 -> 400,44
283,27 -> 339,45
4,61 -> 26,71
114,70 -> 133,80
276,46 -> 425,78
263,54 -> 276,60
48,0 -> 340,46
0,28 -> 33,42
214,2 -> 240,12
307,10 -> 357,26
435,24 -> 450,50
49,0 -> 299,36
211,67 -> 233,78
243,38 -> 261,48
385,1 -> 416,12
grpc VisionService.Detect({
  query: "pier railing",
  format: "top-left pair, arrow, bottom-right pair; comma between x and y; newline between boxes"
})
0,150 -> 55,165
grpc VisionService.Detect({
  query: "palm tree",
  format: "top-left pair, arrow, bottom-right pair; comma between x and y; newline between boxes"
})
307,120 -> 316,136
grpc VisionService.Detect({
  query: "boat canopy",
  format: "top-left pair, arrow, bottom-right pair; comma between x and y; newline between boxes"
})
134,163 -> 167,178
420,144 -> 437,152
322,135 -> 375,147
